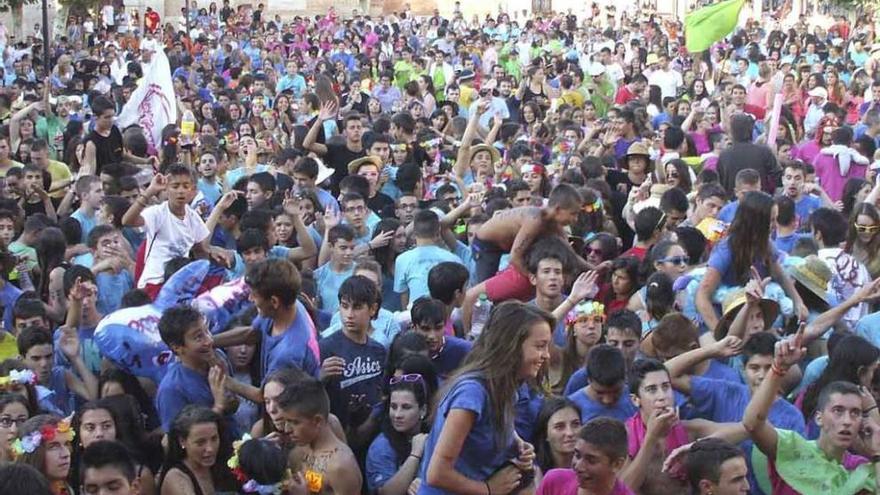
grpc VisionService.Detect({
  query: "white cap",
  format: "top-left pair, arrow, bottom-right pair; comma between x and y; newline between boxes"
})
588,63 -> 605,77
808,87 -> 828,99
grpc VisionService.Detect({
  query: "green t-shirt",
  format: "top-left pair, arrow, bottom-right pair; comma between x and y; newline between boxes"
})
36,115 -> 66,161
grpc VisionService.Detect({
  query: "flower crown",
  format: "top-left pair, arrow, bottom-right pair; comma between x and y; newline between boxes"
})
12,418 -> 75,457
228,434 -> 288,494
565,301 -> 605,325
0,369 -> 37,388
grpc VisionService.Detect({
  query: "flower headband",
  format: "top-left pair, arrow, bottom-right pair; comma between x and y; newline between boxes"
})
228,434 -> 288,494
12,418 -> 75,456
583,197 -> 603,213
391,143 -> 409,152
0,369 -> 37,388
565,301 -> 605,326
520,164 -> 545,176
421,137 -> 442,149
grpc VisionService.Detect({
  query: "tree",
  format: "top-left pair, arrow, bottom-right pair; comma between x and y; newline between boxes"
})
0,0 -> 39,39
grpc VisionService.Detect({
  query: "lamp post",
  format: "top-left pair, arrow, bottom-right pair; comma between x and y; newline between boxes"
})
41,0 -> 49,74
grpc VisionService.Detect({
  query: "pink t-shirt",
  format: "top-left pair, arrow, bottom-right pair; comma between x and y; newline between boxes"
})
812,152 -> 868,202
536,469 -> 634,495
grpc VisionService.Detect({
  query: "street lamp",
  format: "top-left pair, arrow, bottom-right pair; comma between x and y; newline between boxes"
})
42,0 -> 49,74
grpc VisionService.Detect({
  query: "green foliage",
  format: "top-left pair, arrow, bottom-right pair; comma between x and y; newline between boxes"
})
0,0 -> 39,12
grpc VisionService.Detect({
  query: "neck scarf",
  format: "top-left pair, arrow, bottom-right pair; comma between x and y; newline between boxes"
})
820,144 -> 869,176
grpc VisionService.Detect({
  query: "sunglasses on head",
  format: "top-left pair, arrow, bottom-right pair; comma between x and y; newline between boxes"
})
854,223 -> 880,234
420,138 -> 442,148
389,373 -> 427,397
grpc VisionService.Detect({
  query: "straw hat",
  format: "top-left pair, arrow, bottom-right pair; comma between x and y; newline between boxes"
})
788,256 -> 833,305
470,144 -> 501,165
713,288 -> 780,341
347,155 -> 384,175
646,53 -> 661,66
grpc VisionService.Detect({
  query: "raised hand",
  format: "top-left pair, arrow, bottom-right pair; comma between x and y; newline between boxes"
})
318,100 -> 338,121
147,173 -> 167,196
855,277 -> 880,304
369,229 -> 394,250
569,270 -> 599,303
58,326 -> 80,362
216,190 -> 242,211
647,406 -> 678,442
710,335 -> 744,358
773,323 -> 806,371
69,277 -> 96,302
208,364 -> 227,409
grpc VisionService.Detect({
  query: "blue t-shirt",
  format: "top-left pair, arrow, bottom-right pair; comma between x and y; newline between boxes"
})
157,362 -> 220,432
197,178 -> 223,207
95,270 -> 134,315
313,263 -> 355,314
794,195 -> 822,226
381,275 -> 403,313
433,336 -> 472,380
708,237 -> 777,286
319,330 -> 386,429
53,325 -> 101,376
71,209 -> 97,244
0,282 -> 22,331
528,299 -> 568,347
855,311 -> 880,348
256,301 -> 321,381
689,376 -> 804,431
418,376 -> 519,494
44,366 -> 74,416
774,232 -> 813,254
366,433 -> 403,493
394,246 -> 463,306
227,246 -> 292,281
567,387 -> 637,423
514,383 -> 544,443
323,308 -> 402,349
564,368 -> 589,397
717,200 -> 738,223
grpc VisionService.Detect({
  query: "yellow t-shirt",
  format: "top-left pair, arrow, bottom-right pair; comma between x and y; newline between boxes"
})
47,159 -> 72,199
560,90 -> 585,109
0,331 -> 18,361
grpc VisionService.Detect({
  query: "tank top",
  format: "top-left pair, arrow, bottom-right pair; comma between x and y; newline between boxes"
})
85,126 -> 124,174
161,463 -> 206,495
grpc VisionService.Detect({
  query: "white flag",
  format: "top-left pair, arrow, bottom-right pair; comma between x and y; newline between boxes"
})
116,49 -> 178,153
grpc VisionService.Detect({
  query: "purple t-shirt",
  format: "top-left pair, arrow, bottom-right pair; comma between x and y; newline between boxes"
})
536,469 -> 634,495
812,152 -> 868,203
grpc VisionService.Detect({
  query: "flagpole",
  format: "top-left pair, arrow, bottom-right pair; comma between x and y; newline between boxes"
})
41,0 -> 49,74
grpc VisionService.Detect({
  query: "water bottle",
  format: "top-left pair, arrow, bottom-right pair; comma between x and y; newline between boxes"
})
469,293 -> 492,340
180,109 -> 196,147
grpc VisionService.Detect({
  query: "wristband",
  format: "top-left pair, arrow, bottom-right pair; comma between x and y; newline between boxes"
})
770,363 -> 788,377
409,454 -> 421,461
485,481 -> 492,495
865,405 -> 879,416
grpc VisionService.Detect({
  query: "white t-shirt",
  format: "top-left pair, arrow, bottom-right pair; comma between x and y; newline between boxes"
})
102,5 -> 115,26
138,202 -> 210,288
648,69 -> 683,100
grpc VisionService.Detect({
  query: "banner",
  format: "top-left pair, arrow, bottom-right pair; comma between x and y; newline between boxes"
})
117,48 -> 177,153
685,0 -> 746,53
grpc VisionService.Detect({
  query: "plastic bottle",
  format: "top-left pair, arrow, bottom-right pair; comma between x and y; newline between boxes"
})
469,293 -> 492,340
180,109 -> 196,146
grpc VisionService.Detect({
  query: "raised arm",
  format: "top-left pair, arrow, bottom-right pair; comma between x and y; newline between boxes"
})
122,174 -> 165,227
508,214 -> 543,275
303,101 -> 335,156
695,267 -> 722,338
284,198 -> 318,262
453,100 -> 485,180
666,336 -> 743,395
804,277 -> 880,344
743,326 -> 805,460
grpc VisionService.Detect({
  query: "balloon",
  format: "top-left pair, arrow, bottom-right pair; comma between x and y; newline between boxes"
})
94,261 -> 212,383
192,277 -> 252,334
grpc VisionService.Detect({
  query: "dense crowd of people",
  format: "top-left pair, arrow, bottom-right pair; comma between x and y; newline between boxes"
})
2,1 -> 880,494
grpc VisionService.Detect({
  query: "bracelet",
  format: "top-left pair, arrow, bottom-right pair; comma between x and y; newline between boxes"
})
409,454 -> 421,461
866,405 -> 879,415
770,363 -> 788,377
485,481 -> 492,495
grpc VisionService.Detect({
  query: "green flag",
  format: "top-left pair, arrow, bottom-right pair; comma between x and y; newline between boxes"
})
685,0 -> 746,53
